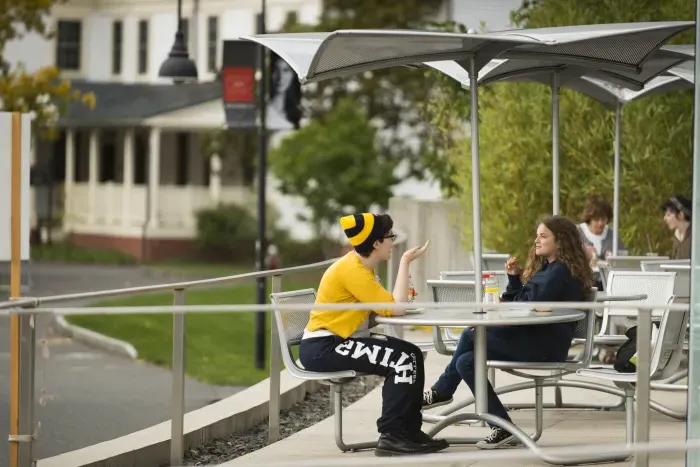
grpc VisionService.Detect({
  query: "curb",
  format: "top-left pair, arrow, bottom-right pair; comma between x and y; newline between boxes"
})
37,369 -> 320,467
53,315 -> 138,360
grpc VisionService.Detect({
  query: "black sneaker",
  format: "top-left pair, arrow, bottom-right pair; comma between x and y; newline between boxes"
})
375,432 -> 445,457
476,427 -> 517,450
422,389 -> 453,410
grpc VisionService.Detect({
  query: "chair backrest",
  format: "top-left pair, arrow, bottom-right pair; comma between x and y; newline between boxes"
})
439,270 -> 508,293
605,271 -> 676,318
641,259 -> 689,272
660,264 -> 691,301
649,298 -> 689,380
427,279 -> 477,304
270,288 -> 317,350
483,253 -> 510,271
270,288 -> 360,381
570,287 -> 599,366
607,255 -> 669,272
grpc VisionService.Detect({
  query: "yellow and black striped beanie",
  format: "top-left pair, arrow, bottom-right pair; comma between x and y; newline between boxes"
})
340,213 -> 380,250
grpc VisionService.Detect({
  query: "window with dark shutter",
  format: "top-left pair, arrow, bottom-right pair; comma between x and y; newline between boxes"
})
56,20 -> 82,70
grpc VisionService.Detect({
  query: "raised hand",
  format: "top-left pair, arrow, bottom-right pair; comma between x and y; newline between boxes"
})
402,240 -> 431,263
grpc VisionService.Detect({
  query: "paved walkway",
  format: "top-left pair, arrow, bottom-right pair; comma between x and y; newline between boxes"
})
0,263 -> 243,461
224,330 -> 688,467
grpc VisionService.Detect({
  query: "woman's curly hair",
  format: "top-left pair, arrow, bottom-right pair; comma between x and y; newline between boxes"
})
521,215 -> 594,295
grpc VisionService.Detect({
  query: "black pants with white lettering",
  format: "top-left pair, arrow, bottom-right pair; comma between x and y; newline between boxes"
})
299,335 -> 424,435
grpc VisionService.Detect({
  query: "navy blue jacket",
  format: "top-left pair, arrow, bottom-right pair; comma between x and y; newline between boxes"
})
498,261 -> 584,359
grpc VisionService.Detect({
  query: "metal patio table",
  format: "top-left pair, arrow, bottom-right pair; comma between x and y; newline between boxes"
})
375,308 -> 585,452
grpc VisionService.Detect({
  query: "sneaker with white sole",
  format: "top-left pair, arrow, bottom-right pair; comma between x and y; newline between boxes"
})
476,427 -> 517,449
422,389 -> 453,410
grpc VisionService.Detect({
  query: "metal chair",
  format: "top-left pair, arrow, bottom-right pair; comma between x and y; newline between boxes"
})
270,288 -> 376,452
595,271 -> 676,346
439,270 -> 508,294
640,259 -> 689,273
426,280 -> 477,355
469,252 -> 510,271
605,255 -> 668,272
577,300 -> 689,447
425,289 -> 598,435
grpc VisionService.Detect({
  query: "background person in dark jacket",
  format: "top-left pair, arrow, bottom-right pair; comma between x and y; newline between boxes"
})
661,195 -> 692,260
422,215 -> 594,450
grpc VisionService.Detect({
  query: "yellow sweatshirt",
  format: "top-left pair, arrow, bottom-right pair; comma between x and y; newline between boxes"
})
306,252 -> 395,339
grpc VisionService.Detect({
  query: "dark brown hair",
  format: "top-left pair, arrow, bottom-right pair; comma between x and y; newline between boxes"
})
580,194 -> 613,224
354,214 -> 393,257
522,215 -> 594,296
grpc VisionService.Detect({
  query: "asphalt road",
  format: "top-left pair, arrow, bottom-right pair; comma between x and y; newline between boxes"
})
0,263 -> 243,462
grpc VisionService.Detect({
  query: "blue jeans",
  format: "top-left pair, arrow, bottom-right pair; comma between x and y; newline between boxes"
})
432,327 -> 565,424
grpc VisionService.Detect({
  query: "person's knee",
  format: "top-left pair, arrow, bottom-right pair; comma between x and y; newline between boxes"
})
455,351 -> 475,379
459,328 -> 475,348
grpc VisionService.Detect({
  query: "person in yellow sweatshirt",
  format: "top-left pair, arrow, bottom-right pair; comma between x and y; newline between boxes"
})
299,212 -> 447,457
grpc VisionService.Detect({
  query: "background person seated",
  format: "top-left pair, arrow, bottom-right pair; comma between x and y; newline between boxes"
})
661,195 -> 692,260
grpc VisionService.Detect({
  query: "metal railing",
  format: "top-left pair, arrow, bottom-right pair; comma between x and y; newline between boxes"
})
5,300 -> 691,467
0,231 -> 693,467
0,231 -> 409,467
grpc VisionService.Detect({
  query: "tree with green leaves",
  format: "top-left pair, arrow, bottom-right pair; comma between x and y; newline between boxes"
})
426,0 -> 695,259
270,97 -> 398,239
279,0 -> 455,194
0,0 -> 95,137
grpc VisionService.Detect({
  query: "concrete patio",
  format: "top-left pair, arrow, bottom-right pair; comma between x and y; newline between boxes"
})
223,330 -> 688,467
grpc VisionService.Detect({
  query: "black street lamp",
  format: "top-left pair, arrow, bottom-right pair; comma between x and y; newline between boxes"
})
254,0 -> 268,370
159,0 -> 198,81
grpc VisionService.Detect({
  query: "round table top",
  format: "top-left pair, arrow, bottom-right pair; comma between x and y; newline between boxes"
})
376,308 -> 585,327
596,293 -> 648,302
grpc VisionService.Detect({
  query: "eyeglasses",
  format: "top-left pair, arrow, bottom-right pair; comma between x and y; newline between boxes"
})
384,233 -> 397,242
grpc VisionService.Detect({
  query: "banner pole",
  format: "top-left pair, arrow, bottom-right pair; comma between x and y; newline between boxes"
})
9,112 -> 22,467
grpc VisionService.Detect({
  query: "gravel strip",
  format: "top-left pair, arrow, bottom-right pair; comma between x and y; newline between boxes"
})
184,376 -> 381,465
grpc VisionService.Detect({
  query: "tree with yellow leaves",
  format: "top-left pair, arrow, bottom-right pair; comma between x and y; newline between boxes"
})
0,0 -> 95,137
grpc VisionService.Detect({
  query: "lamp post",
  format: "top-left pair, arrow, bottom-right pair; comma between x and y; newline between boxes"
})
254,0 -> 268,370
159,0 -> 198,82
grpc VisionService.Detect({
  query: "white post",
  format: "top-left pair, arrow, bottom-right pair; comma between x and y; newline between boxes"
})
551,72 -> 560,215
612,102 -> 622,256
87,130 -> 99,225
122,129 -> 134,228
64,130 -> 75,232
148,128 -> 161,230
209,154 -> 221,203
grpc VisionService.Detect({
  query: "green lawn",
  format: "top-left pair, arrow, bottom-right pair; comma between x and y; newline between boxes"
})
67,272 -> 322,386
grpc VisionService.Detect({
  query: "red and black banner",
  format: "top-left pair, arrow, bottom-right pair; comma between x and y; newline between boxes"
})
221,40 -> 301,130
221,40 -> 258,129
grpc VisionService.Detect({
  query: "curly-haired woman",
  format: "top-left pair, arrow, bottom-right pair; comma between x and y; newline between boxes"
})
422,215 -> 594,449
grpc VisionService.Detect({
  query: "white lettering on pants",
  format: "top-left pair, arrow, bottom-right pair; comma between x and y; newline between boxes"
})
391,352 -> 415,384
334,340 -> 354,356
350,342 -> 382,364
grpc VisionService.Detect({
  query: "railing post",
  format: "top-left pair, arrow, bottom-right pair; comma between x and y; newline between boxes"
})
18,310 -> 36,467
170,288 -> 186,466
634,307 -> 652,467
268,274 -> 282,444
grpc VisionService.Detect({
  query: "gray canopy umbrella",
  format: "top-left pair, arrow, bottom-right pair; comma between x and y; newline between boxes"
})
425,55 -> 694,255
242,22 -> 695,421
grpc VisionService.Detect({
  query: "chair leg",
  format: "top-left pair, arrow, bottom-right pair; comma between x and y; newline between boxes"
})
625,388 -> 635,447
530,378 -> 544,442
332,384 -> 378,452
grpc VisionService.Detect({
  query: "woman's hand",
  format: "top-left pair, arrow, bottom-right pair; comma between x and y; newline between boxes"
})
505,256 -> 521,275
402,240 -> 431,263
